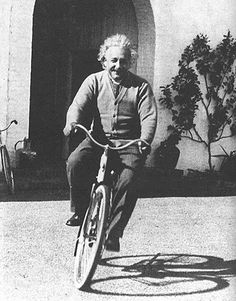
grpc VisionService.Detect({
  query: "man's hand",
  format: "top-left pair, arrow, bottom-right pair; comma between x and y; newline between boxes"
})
63,122 -> 77,136
138,140 -> 151,155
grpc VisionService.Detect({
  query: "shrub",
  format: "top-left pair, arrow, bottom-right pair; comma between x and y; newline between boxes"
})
159,31 -> 236,170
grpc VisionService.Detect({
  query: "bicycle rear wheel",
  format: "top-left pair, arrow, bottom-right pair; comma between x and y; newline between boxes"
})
1,146 -> 15,194
74,184 -> 110,289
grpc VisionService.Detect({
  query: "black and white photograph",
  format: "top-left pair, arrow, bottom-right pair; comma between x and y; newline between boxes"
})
0,0 -> 236,300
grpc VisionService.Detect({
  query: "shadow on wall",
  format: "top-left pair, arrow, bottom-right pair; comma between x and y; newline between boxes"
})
153,134 -> 180,171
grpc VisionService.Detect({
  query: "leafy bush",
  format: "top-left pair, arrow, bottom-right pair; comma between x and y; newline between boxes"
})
159,31 -> 236,170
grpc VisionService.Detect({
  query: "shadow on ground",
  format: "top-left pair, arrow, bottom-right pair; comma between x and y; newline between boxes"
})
86,253 -> 236,297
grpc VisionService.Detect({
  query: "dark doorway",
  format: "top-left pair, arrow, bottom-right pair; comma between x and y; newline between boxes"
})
71,50 -> 102,100
29,0 -> 138,162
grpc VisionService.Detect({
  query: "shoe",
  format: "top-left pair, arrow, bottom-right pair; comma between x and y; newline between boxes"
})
105,236 -> 120,252
66,213 -> 83,226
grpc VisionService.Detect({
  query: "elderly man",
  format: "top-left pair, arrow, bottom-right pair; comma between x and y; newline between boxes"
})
63,34 -> 157,251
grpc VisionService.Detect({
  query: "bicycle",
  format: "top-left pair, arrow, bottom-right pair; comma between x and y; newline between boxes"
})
0,120 -> 18,194
73,123 -> 149,290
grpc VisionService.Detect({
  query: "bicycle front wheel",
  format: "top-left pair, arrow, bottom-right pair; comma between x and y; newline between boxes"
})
74,184 -> 110,290
1,146 -> 15,194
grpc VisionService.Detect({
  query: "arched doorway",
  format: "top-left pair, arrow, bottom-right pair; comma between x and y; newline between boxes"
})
29,0 -> 138,162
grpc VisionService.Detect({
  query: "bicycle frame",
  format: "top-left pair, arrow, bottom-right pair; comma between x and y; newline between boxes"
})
0,120 -> 18,194
73,123 -> 150,289
74,123 -> 148,175
0,120 -> 18,140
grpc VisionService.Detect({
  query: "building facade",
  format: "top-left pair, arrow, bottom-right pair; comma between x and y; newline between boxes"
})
1,0 -> 236,170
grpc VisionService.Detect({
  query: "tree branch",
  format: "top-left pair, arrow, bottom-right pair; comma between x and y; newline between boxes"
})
217,113 -> 233,140
181,134 -> 208,147
213,134 -> 235,143
222,87 -> 229,104
204,74 -> 212,109
216,63 -> 232,95
192,126 -> 205,143
188,129 -> 194,139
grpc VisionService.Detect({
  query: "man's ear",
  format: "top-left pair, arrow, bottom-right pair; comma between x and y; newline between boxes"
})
102,60 -> 107,69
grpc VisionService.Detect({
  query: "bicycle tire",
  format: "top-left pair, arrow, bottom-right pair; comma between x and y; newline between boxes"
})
74,184 -> 110,289
1,146 -> 15,194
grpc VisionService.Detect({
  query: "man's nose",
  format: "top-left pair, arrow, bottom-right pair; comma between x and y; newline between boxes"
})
115,60 -> 121,69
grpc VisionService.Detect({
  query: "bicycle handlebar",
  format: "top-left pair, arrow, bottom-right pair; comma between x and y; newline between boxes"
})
0,120 -> 18,133
73,124 -> 150,151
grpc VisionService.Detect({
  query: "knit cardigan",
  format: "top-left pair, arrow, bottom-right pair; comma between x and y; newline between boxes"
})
65,70 -> 157,144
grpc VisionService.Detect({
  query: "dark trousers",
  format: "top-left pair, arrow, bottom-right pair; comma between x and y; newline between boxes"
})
66,137 -> 145,238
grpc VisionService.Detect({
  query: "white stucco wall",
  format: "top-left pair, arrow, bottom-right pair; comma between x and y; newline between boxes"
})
0,0 -> 12,133
0,0 -> 34,165
151,0 -> 236,170
1,0 -> 236,170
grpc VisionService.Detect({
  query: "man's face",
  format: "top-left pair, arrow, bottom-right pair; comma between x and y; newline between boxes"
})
103,46 -> 131,82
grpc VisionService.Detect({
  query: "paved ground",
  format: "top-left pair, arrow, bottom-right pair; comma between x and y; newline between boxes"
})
0,193 -> 236,301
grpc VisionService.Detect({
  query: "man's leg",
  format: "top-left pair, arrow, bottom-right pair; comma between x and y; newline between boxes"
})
66,138 -> 101,226
106,146 -> 145,250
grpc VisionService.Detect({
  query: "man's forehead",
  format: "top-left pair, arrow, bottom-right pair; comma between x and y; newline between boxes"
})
105,46 -> 130,58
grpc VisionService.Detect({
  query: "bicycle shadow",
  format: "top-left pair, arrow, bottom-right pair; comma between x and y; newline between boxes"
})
86,253 -> 236,297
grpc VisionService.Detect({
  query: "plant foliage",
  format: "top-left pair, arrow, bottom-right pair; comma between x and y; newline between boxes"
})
159,31 -> 236,170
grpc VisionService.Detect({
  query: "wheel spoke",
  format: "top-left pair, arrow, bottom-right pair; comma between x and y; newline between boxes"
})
74,185 -> 110,289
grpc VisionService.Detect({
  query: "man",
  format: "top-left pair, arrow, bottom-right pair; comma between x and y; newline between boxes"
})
63,34 -> 157,252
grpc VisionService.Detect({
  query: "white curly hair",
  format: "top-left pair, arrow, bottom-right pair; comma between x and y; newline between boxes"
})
98,34 -> 138,68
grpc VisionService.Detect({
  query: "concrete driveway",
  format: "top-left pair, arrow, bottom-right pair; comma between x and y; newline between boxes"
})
0,194 -> 236,301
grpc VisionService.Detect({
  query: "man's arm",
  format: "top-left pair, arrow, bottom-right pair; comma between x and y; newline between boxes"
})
138,81 -> 157,145
63,75 -> 95,136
